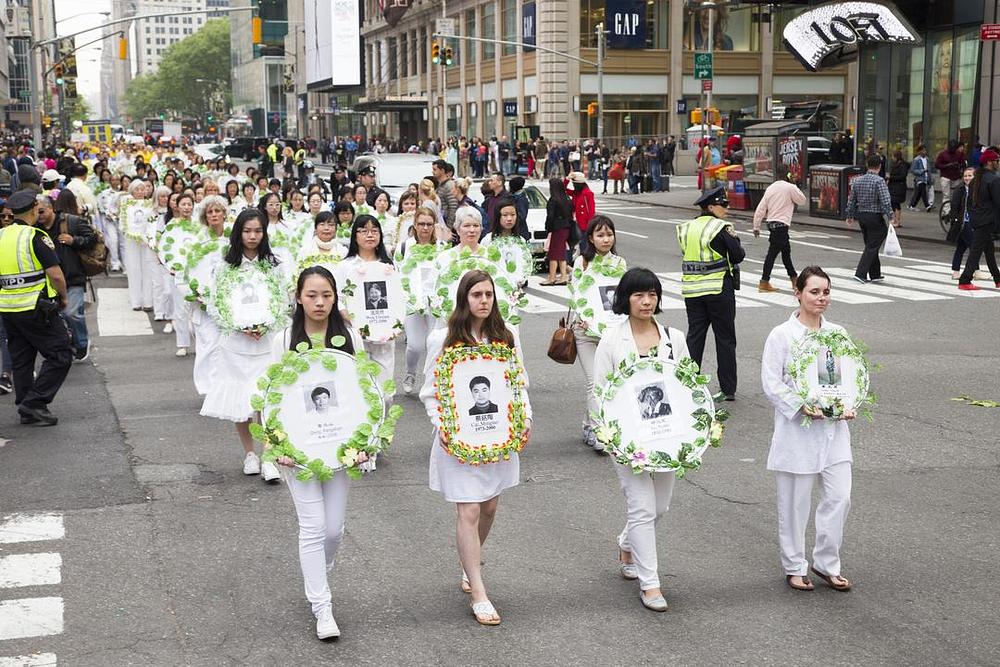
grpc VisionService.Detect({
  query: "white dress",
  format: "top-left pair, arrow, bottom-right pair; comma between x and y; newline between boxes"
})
418,328 -> 532,503
199,256 -> 280,422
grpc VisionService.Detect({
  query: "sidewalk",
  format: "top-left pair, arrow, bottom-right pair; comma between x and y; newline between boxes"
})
594,177 -> 950,245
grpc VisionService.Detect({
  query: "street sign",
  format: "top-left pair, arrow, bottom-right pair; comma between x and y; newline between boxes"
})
694,52 -> 713,79
676,99 -> 687,115
982,24 -> 1000,40
702,78 -> 713,92
503,101 -> 518,117
435,18 -> 456,37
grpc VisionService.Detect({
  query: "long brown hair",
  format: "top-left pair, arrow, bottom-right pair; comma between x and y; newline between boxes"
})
443,270 -> 514,348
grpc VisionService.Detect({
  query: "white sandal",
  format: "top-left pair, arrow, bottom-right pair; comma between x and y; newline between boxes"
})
471,600 -> 501,626
460,571 -> 472,594
639,590 -> 668,612
618,547 -> 638,580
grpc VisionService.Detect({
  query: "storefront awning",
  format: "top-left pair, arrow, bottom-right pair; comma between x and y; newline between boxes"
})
354,96 -> 429,111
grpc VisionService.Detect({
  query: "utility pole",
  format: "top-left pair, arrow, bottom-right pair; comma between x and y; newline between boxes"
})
440,0 -> 447,141
596,22 -> 605,145
699,1 -> 717,194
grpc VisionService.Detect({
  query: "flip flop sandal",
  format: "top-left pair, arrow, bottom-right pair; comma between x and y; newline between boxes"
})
785,574 -> 814,591
460,571 -> 472,594
811,566 -> 852,592
471,600 -> 501,626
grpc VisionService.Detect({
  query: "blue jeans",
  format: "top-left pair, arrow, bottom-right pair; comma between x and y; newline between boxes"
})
0,314 -> 11,373
62,285 -> 89,351
649,162 -> 662,192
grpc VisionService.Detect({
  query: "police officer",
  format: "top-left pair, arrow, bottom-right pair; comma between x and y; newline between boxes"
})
358,166 -> 388,207
676,186 -> 745,400
0,191 -> 72,425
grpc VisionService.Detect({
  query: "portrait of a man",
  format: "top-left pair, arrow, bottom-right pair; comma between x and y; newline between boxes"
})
305,384 -> 338,413
636,383 -> 671,421
365,281 -> 389,310
467,376 -> 499,415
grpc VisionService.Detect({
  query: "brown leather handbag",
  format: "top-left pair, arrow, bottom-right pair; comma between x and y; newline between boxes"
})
547,307 -> 577,364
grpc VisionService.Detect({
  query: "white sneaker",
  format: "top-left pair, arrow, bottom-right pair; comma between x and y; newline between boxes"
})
242,451 -> 261,475
175,347 -> 188,357
315,608 -> 340,640
402,372 -> 416,395
163,322 -> 174,334
261,460 -> 281,483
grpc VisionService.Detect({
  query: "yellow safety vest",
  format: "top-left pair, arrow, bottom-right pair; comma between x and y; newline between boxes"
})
676,215 -> 731,298
0,224 -> 57,312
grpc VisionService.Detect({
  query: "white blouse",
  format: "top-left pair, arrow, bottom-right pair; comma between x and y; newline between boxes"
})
761,312 -> 852,474
593,318 -> 690,392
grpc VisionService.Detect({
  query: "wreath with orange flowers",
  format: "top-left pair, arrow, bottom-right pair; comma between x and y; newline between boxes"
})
433,342 -> 528,465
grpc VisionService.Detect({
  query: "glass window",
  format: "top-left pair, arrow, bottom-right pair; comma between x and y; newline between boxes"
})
484,101 -> 497,137
502,0 -> 517,55
772,6 -> 805,51
465,10 -> 477,64
400,34 -> 408,77
952,27 -> 979,147
419,29 -> 426,75
482,3 -> 496,60
684,4 -> 757,52
579,0 -> 604,49
388,37 -> 398,80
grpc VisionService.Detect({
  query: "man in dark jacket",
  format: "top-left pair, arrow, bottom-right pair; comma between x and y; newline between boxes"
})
35,196 -> 96,360
935,139 -> 967,215
506,176 -> 531,241
957,149 -> 1000,290
481,173 -> 507,233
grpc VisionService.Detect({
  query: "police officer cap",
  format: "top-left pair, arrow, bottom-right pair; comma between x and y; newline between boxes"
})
694,186 -> 729,210
7,190 -> 39,214
358,166 -> 376,176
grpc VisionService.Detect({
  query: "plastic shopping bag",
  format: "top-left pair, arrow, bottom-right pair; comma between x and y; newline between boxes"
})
883,224 -> 903,257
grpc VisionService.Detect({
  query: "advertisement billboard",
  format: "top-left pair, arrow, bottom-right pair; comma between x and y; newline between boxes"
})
307,0 -> 363,89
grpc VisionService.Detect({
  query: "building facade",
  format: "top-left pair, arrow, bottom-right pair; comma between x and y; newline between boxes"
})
134,0 -> 209,75
230,0 -> 289,137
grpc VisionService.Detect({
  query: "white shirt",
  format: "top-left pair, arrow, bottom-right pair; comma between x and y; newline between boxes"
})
593,319 -> 690,393
761,312 -> 852,474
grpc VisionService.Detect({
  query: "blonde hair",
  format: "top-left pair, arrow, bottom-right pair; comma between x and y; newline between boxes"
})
454,177 -> 472,196
198,194 -> 228,225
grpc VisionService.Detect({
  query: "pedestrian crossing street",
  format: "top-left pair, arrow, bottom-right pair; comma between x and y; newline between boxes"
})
521,262 -> 1000,315
0,513 -> 64,666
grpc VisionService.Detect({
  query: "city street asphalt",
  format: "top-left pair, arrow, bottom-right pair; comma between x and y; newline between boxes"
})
1,180 -> 998,665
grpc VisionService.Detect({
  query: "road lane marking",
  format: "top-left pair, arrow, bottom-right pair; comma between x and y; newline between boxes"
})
822,268 -> 951,300
877,266 -> 1000,298
0,598 -> 63,641
96,288 -> 153,336
615,230 -> 649,239
655,272 -> 765,308
739,260 -> 889,304
0,654 -> 58,666
0,514 -> 64,544
0,554 -> 61,589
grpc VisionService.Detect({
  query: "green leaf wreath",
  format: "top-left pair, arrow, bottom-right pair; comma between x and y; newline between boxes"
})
787,329 -> 874,426
434,342 -> 529,466
489,236 -> 534,284
182,235 -> 229,305
209,261 -> 291,335
430,247 -> 527,324
396,242 -> 444,315
568,254 -> 627,337
252,342 -> 404,481
592,354 -> 729,477
158,218 -> 207,274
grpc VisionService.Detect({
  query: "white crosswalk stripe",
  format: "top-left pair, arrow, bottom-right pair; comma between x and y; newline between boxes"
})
822,268 -> 954,301
0,513 -> 65,660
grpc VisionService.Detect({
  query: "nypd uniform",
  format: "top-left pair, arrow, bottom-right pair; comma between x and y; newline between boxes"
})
676,187 -> 745,398
360,166 -> 388,207
0,190 -> 72,425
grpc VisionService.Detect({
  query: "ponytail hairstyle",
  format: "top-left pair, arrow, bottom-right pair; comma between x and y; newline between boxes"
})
288,266 -> 355,354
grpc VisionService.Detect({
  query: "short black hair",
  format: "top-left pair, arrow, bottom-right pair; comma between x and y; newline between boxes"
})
432,159 -> 455,175
612,267 -> 662,316
866,154 -> 881,169
469,376 -> 491,391
311,386 -> 331,400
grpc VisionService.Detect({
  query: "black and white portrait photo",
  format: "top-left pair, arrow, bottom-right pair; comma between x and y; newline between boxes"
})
364,281 -> 389,310
304,383 -> 338,414
240,282 -> 260,305
467,376 -> 499,415
636,382 -> 671,420
599,285 -> 617,312
818,348 -> 842,387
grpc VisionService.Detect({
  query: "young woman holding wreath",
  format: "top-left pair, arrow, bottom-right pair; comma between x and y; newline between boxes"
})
200,209 -> 284,482
570,215 -> 626,451
269,266 -> 364,640
593,267 -> 690,612
761,266 -> 855,593
418,270 -> 533,626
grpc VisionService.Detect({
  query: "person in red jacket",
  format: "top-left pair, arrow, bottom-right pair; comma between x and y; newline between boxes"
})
566,172 -> 595,255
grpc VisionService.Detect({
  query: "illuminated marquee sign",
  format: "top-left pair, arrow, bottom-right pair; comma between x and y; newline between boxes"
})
782,1 -> 920,72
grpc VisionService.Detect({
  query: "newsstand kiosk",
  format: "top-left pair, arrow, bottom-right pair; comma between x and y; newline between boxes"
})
808,164 -> 864,219
740,120 -> 810,208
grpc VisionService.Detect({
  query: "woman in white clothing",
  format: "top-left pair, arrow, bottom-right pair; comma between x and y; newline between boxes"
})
570,216 -> 626,450
371,190 -> 397,253
181,194 -> 230,360
200,208 -> 284,483
123,179 -> 155,311
761,266 -> 855,593
419,269 -> 532,626
593,267 -> 690,612
97,173 -> 123,271
335,215 -> 397,397
434,206 -> 486,275
297,211 -> 347,266
148,185 -> 174,329
396,207 -> 448,395
270,266 -> 364,640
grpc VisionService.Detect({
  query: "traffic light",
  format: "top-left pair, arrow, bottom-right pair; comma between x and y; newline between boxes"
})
706,107 -> 721,126
252,17 -> 262,44
690,108 -> 703,124
54,63 -> 64,85
118,36 -> 128,60
431,40 -> 440,64
444,46 -> 453,66
65,55 -> 77,78
587,102 -> 598,117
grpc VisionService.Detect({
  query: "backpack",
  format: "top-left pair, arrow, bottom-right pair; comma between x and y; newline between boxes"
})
0,168 -> 10,198
60,215 -> 109,277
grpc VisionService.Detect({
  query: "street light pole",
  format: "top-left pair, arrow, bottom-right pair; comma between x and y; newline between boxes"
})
596,22 -> 605,145
699,0 -> 716,194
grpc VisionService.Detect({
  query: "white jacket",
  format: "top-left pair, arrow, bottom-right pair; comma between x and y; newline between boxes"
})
593,318 -> 690,388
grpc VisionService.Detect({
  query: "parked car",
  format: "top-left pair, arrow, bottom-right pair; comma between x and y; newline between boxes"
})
522,185 -> 549,258
192,143 -> 227,161
808,136 -> 833,164
225,136 -> 268,160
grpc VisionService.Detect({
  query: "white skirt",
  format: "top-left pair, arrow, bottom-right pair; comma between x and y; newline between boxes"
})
429,430 -> 519,503
191,311 -> 221,396
199,343 -> 271,422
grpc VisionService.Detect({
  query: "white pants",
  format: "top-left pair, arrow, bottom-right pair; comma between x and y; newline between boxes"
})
403,313 -> 436,375
775,462 -> 852,577
152,262 -> 173,321
104,219 -> 123,270
573,330 -> 599,429
365,340 -> 395,398
192,311 -> 221,395
939,176 -> 956,210
123,238 -> 154,309
615,465 -> 675,590
283,469 -> 350,616
171,281 -> 192,348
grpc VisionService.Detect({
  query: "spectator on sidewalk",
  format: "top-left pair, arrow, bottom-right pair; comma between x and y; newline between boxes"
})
908,145 -> 934,211
753,173 -> 806,292
887,150 -> 909,228
845,154 -> 892,284
957,149 -> 1000,290
935,140 -> 967,216
662,136 -> 676,177
646,140 -> 663,192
